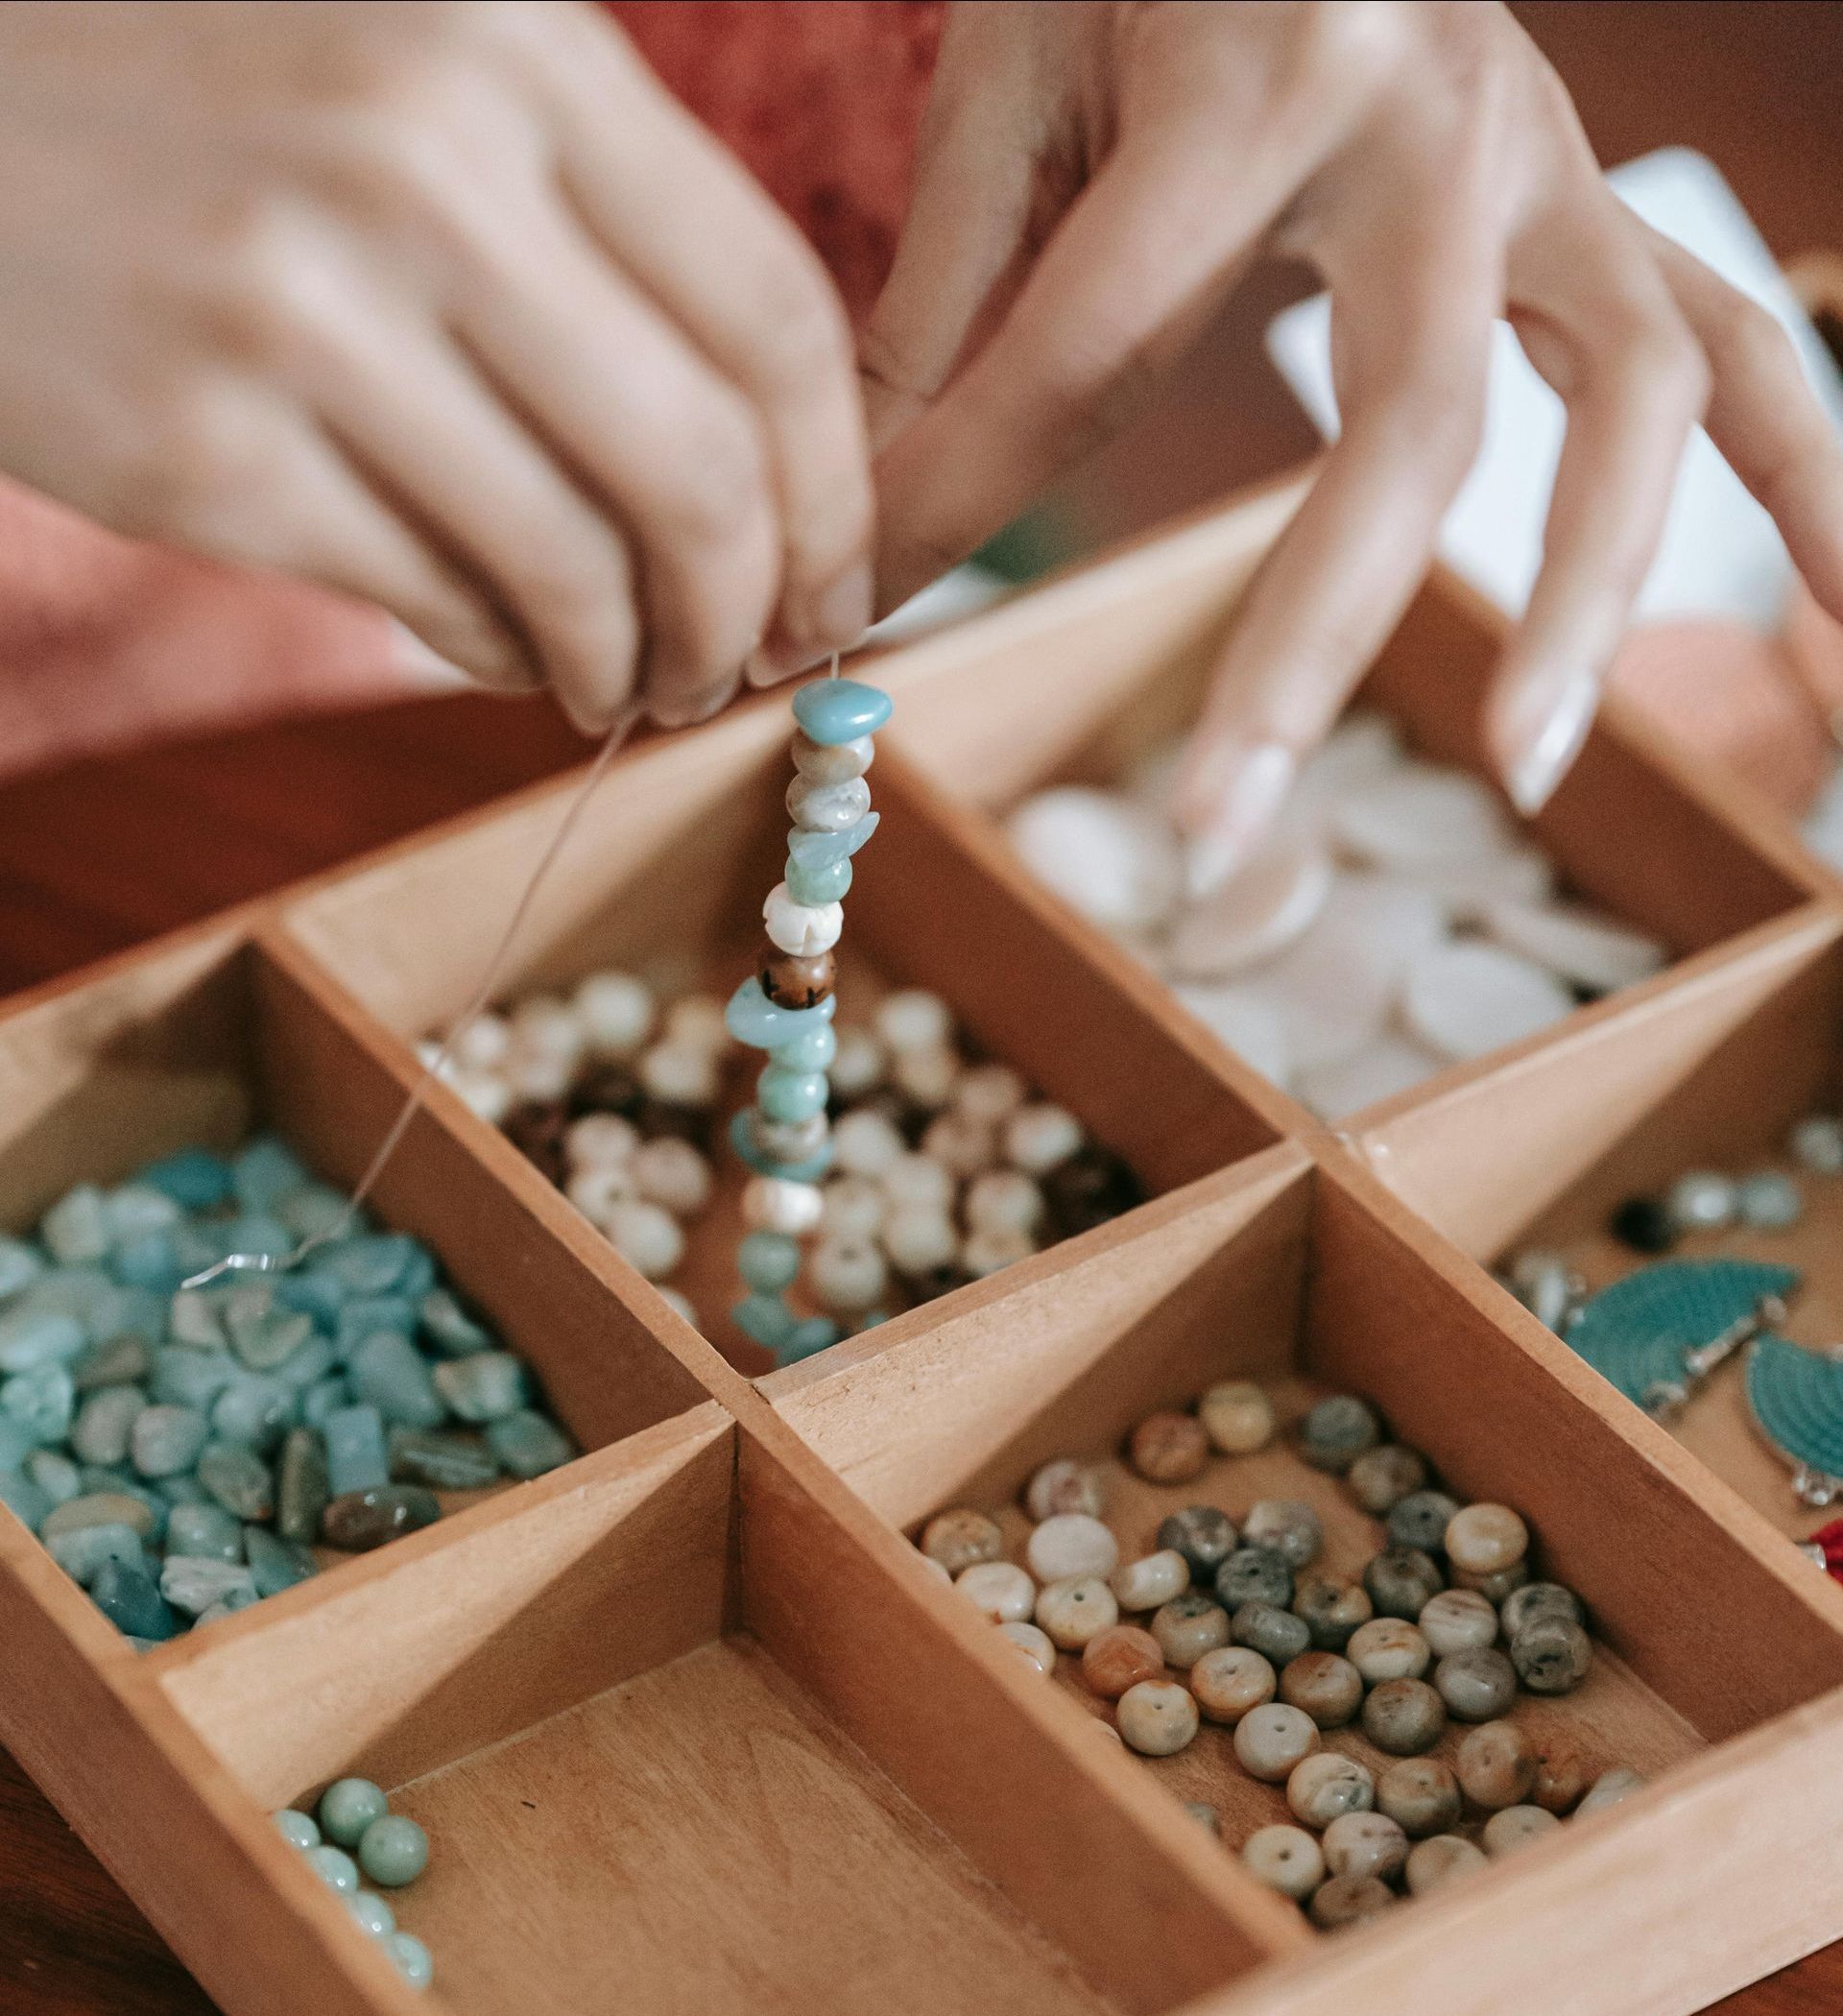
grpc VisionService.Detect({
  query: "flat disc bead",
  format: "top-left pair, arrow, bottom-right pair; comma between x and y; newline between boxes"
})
1082,1623 -> 1165,1699
1454,1719 -> 1536,1809
1117,1679 -> 1199,1756
1323,1811 -> 1407,1884
1025,1457 -> 1107,1521
1405,1835 -> 1487,1896
1151,1592 -> 1231,1668
757,1065 -> 830,1124
1243,1824 -> 1324,1901
1376,1757 -> 1461,1836
1231,1601 -> 1309,1668
921,1507 -> 1002,1574
1433,1647 -> 1519,1721
1360,1677 -> 1447,1755
1025,1512 -> 1117,1582
1287,1752 -> 1375,1830
1199,1380 -> 1275,1454
1510,1618 -> 1592,1694
1445,1502 -> 1529,1575
1278,1651 -> 1362,1729
792,729 -> 874,781
1419,1589 -> 1499,1656
1483,1804 -> 1561,1856
956,1561 -> 1035,1621
1189,1645 -> 1276,1723
1036,1575 -> 1118,1650
792,677 -> 892,745
1347,1444 -> 1427,1515
1111,1549 -> 1189,1612
1291,1572 -> 1372,1651
998,1621 -> 1056,1675
757,949 -> 836,1014
725,977 -> 836,1051
1233,1702 -> 1319,1782
1128,1411 -> 1209,1482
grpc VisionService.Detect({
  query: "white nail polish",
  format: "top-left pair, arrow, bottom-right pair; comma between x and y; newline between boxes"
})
1507,669 -> 1599,816
1185,741 -> 1297,899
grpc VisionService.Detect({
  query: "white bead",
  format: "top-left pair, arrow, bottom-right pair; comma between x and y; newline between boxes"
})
602,1199 -> 684,1281
633,1138 -> 713,1217
921,1113 -> 994,1181
763,882 -> 844,957
828,1025 -> 886,1098
1003,1104 -> 1084,1174
793,732 -> 874,781
505,1049 -> 573,1103
833,1109 -> 906,1179
893,1044 -> 960,1110
952,1063 -> 1026,1126
415,1039 -> 454,1080
1026,1513 -> 1117,1583
880,1152 -> 953,1213
566,1164 -> 635,1228
1401,941 -> 1575,1064
786,773 -> 872,832
822,1175 -> 887,1240
452,1012 -> 512,1071
998,1620 -> 1056,1675
1004,787 -> 1183,933
564,1113 -> 639,1170
510,996 -> 586,1068
1332,763 -> 1516,871
875,990 -> 953,1054
956,1561 -> 1035,1623
882,1205 -> 957,1275
655,1285 -> 701,1330
574,972 -> 655,1057
451,1070 -> 513,1125
638,1040 -> 720,1108
742,1175 -> 825,1236
1480,898 -> 1664,996
809,1236 -> 889,1313
662,993 -> 730,1057
965,1169 -> 1044,1236
962,1226 -> 1035,1279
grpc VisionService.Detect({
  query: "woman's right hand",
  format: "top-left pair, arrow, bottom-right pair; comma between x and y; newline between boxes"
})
0,0 -> 874,732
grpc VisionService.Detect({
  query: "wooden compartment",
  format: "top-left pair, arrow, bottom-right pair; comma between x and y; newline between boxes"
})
765,1144 -> 1843,2016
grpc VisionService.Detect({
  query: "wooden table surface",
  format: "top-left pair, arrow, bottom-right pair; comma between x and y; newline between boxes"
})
2,5 -> 1841,2010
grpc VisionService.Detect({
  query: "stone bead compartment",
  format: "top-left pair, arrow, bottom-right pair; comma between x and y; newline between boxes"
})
273,1776 -> 435,1992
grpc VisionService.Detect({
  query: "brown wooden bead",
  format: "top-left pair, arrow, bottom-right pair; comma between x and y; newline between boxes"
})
1128,1410 -> 1209,1483
758,944 -> 835,1010
1081,1624 -> 1165,1700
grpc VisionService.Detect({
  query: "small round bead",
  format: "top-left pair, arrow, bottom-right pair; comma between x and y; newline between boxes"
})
1454,1719 -> 1536,1810
1484,1805 -> 1561,1857
346,1890 -> 395,1938
1346,1444 -> 1427,1515
318,1778 -> 389,1849
741,1175 -> 825,1236
575,972 -> 654,1056
1418,1589 -> 1499,1657
922,1113 -> 994,1179
1363,1547 -> 1444,1620
1128,1411 -> 1208,1483
1233,1702 -> 1320,1783
1510,1618 -> 1593,1695
1387,1490 -> 1462,1555
603,1198 -> 685,1281
1002,1103 -> 1084,1175
1185,1802 -> 1219,1837
954,1063 -> 1026,1126
511,995 -> 586,1066
757,1063 -> 829,1122
1347,1618 -> 1430,1684
964,1169 -> 1045,1236
1577,1766 -> 1646,1816
1291,1573 -> 1373,1652
1189,1645 -> 1277,1724
998,1620 -> 1057,1675
1323,1811 -> 1408,1884
921,1508 -> 1003,1576
453,1009 -> 512,1071
1199,1380 -> 1275,1454
564,1113 -> 639,1170
1287,1753 -> 1376,1831
1231,1600 -> 1311,1668
1082,1624 -> 1165,1699
1156,1505 -> 1238,1583
1530,1736 -> 1592,1814
882,1205 -> 958,1277
1502,1580 -> 1585,1638
387,1930 -> 434,1990
962,1226 -> 1035,1279
505,1048 -> 572,1103
275,1810 -> 320,1850
874,989 -> 952,1053
773,1020 -> 839,1073
956,1561 -> 1035,1622
757,1112 -> 831,1164
1790,1113 -> 1843,1174
1026,1513 -> 1117,1583
638,1039 -> 721,1107
833,1110 -> 907,1179
763,883 -> 843,957
1450,1558 -> 1530,1604
1025,1459 -> 1107,1523
1151,1592 -> 1231,1668
820,1175 -> 885,1241
1299,1395 -> 1381,1474
1243,1824 -> 1324,1901
1445,1503 -> 1529,1577
787,773 -> 872,832
661,993 -> 729,1056
1668,1168 -> 1737,1232
1433,1647 -> 1519,1722
1242,1499 -> 1323,1571
739,1230 -> 803,1295
305,1845 -> 359,1893
1215,1547 -> 1294,1612
891,1043 -> 958,1112
357,1814 -> 429,1887
1309,1875 -> 1397,1932
1279,1651 -> 1363,1730
452,1069 -> 514,1124
566,1163 -> 634,1227
1361,1678 -> 1448,1756
1376,1757 -> 1461,1837
810,1236 -> 890,1314
1736,1169 -> 1803,1229
1117,1679 -> 1199,1757
1404,1835 -> 1487,1896
1036,1575 -> 1119,1650
828,1024 -> 886,1098
632,1137 -> 713,1217
792,726 -> 874,780
1111,1549 -> 1190,1612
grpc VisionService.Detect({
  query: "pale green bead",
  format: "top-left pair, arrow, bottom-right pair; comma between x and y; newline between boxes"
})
732,1295 -> 796,1349
358,1813 -> 429,1887
324,1405 -> 390,1494
197,1440 -> 273,1521
485,1409 -> 573,1480
305,1844 -> 358,1894
245,1525 -> 318,1597
319,1777 -> 389,1848
164,1500 -> 244,1563
46,1521 -> 146,1588
757,1066 -> 827,1123
784,852 -> 851,906
431,1352 -> 527,1423
387,1932 -> 434,1991
275,1809 -> 320,1850
348,1332 -> 444,1430
345,1890 -> 396,1938
770,1022 -> 838,1072
738,1232 -> 802,1293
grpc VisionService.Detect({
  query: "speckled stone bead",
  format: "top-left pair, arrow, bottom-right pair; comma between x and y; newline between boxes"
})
1025,1512 -> 1117,1583
1363,1547 -> 1444,1620
318,1777 -> 389,1848
1036,1574 -> 1118,1650
1299,1395 -> 1380,1474
1376,1757 -> 1461,1837
130,1404 -> 207,1479
1233,1701 -> 1320,1783
1323,1811 -> 1407,1884
1214,1546 -> 1294,1612
1346,1445 -> 1428,1517
1448,1558 -> 1529,1603
1231,1599 -> 1311,1667
1502,1580 -> 1584,1638
1025,1457 -> 1107,1522
320,1485 -> 441,1551
306,1844 -> 359,1894
1110,1549 -> 1190,1613
1117,1679 -> 1199,1756
1243,1824 -> 1324,1901
998,1621 -> 1057,1675
1128,1410 -> 1208,1483
1484,1805 -> 1561,1856
1157,1505 -> 1238,1583
1287,1753 -> 1375,1831
1530,1735 -> 1592,1813
921,1508 -> 1003,1575
1361,1677 -> 1448,1756
1510,1617 -> 1592,1695
785,773 -> 873,833
275,1809 -> 320,1850
357,1813 -> 428,1887
1291,1572 -> 1373,1652
1189,1645 -> 1276,1724
1418,1588 -> 1499,1657
1152,1592 -> 1232,1668
1309,1874 -> 1396,1930
956,1561 -> 1035,1622
1279,1651 -> 1363,1730
1082,1623 -> 1164,1699
791,728 -> 874,786
1577,1766 -> 1645,1815
1386,1490 -> 1461,1555
1242,1499 -> 1322,1571
1404,1834 -> 1487,1896
1455,1719 -> 1536,1809
1433,1647 -> 1519,1722
1444,1502 -> 1529,1576
1199,1380 -> 1275,1454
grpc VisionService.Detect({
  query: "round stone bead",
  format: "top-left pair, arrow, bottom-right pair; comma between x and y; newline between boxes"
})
1323,1811 -> 1408,1884
998,1620 -> 1057,1675
1433,1647 -> 1519,1722
1510,1617 -> 1592,1694
1026,1457 -> 1107,1522
1291,1572 -> 1373,1652
1346,1445 -> 1428,1516
318,1778 -> 389,1849
833,1110 -> 906,1179
1279,1651 -> 1363,1730
662,994 -> 729,1057
1361,1678 -> 1448,1756
964,1170 -> 1045,1237
603,1199 -> 685,1281
827,1024 -> 885,1097
1199,1380 -> 1276,1454
1036,1575 -> 1118,1650
1386,1490 -> 1462,1554
1001,1104 -> 1084,1176
1287,1753 -> 1375,1831
1668,1169 -> 1737,1232
1445,1502 -> 1529,1576
1189,1645 -> 1277,1724
566,1163 -> 634,1229
1502,1580 -> 1585,1637
1418,1589 -> 1499,1657
874,990 -> 952,1054
792,729 -> 874,784
564,1113 -> 639,1170
1157,1505 -> 1238,1583
131,1404 -> 208,1479
1530,1735 -> 1592,1813
632,1138 -> 713,1217
1151,1592 -> 1231,1668
758,950 -> 836,1015
1111,1549 -> 1189,1612
1455,1719 -> 1536,1809
772,1020 -> 840,1079
739,1231 -> 803,1295
954,1064 -> 1026,1126
1216,1546 -> 1294,1612
386,1931 -> 434,1991
1117,1679 -> 1199,1757
1484,1805 -> 1561,1857
762,883 -> 843,958
741,1175 -> 825,1236
1405,1835 -> 1487,1896
1242,1499 -> 1323,1570
810,1236 -> 889,1314
818,1174 -> 882,1241
1789,1114 -> 1843,1175
637,1039 -> 721,1107
882,1205 -> 957,1277
961,1227 -> 1035,1280
1577,1766 -> 1646,1816
1364,1547 -> 1444,1620
1243,1824 -> 1324,1901
1234,1702 -> 1320,1783
757,1066 -> 830,1129
305,1845 -> 359,1894
920,1110 -> 988,1174
1231,1600 -> 1311,1668
358,1814 -> 428,1887
1376,1757 -> 1461,1837
1128,1411 -> 1209,1483
346,1887 -> 396,1940
956,1561 -> 1035,1622
1736,1170 -> 1803,1230
921,1508 -> 1002,1576
574,972 -> 654,1057
1449,1558 -> 1529,1603
275,1809 -> 320,1850
1309,1875 -> 1396,1930
786,773 -> 872,833
1026,1513 -> 1117,1583
1082,1624 -> 1164,1699
792,676 -> 892,746
1299,1395 -> 1381,1474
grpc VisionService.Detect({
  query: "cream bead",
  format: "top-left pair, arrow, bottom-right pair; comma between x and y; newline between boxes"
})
922,1508 -> 1003,1575
510,996 -> 586,1067
565,1164 -> 635,1227
964,1169 -> 1046,1236
954,1063 -> 1026,1126
452,1069 -> 513,1125
574,972 -> 655,1055
763,882 -> 845,957
881,1152 -> 954,1213
809,1236 -> 889,1314
1322,1812 -> 1408,1884
956,1561 -> 1035,1622
565,1113 -> 640,1170
1110,1549 -> 1189,1612
875,989 -> 952,1053
998,1620 -> 1056,1675
821,1175 -> 887,1241
1116,1680 -> 1199,1757
662,992 -> 730,1056
793,730 -> 874,782
1026,1458 -> 1107,1522
833,1110 -> 907,1179
1577,1767 -> 1646,1816
962,1227 -> 1035,1279
1026,1513 -> 1118,1583
1003,1103 -> 1084,1174
1189,1645 -> 1277,1724
632,1137 -> 713,1217
452,1011 -> 512,1071
638,1040 -> 721,1108
894,1044 -> 961,1110
602,1199 -> 684,1281
1418,1589 -> 1499,1657
921,1113 -> 994,1179
1482,1805 -> 1560,1857
828,1024 -> 886,1098
786,773 -> 872,832
1035,1575 -> 1119,1650
505,1048 -> 573,1102
741,1175 -> 825,1236
1348,1618 -> 1430,1684
1288,1753 -> 1376,1832
882,1205 -> 957,1276
1233,1703 -> 1319,1783
1243,1825 -> 1324,1901
1445,1502 -> 1529,1576
1199,1380 -> 1276,1454
1404,1835 -> 1487,1896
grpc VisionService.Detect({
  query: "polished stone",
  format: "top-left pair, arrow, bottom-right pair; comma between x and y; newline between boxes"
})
276,1428 -> 330,1544
324,1404 -> 391,1494
791,677 -> 891,745
321,1485 -> 441,1550
486,1408 -> 573,1479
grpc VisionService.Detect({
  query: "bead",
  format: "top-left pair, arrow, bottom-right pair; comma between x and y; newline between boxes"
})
91,1559 -> 180,1640
961,1227 -> 1034,1280
71,1386 -> 145,1469
787,812 -> 879,877
1611,1195 -> 1677,1253
1576,1766 -> 1646,1815
349,1334 -> 444,1433
431,1356 -> 526,1426
772,1021 -> 839,1075
786,773 -> 873,832
1509,1617 -> 1592,1695
1386,1490 -> 1461,1554
662,993 -> 729,1057
1128,1411 -> 1208,1483
833,1110 -> 906,1179
1668,1169 -> 1737,1232
956,1561 -> 1035,1622
487,1409 -> 573,1480
318,1777 -> 389,1848
165,1501 -> 244,1562
321,1485 -> 441,1551
1279,1651 -> 1363,1729
386,1931 -> 434,1991
1082,1623 -> 1164,1698
1309,1873 -> 1395,1930
1026,1512 -> 1117,1583
952,1064 -> 1025,1128
741,1176 -> 825,1236
882,1206 -> 958,1277
275,1809 -> 320,1850
1323,1811 -> 1407,1884
1036,1575 -> 1119,1650
1454,1719 -> 1535,1809
1376,1757 -> 1461,1837
1404,1835 -> 1487,1896
827,1024 -> 884,1097
1199,1380 -> 1275,1454
1156,1506 -> 1238,1582
793,676 -> 891,745
1530,1735 -> 1592,1813
42,1186 -> 109,1265
869,992 -> 947,1056
43,1490 -> 156,1541
346,1891 -> 396,1939
792,729 -> 874,782
921,1508 -> 1002,1576
964,1169 -> 1045,1236
1432,1647 -> 1518,1722
1418,1588 -> 1499,1656
1483,1804 -> 1561,1857
763,883 -> 844,957
758,951 -> 836,1015
881,1152 -> 955,1213
305,1845 -> 360,1894
1242,1499 -> 1323,1570
1243,1824 -> 1324,1901
1234,1702 -> 1319,1783
809,1236 -> 889,1313
1743,1168 -> 1807,1229
1299,1395 -> 1380,1474
1346,1444 -> 1427,1515
276,1428 -> 329,1545
1003,1104 -> 1084,1175
895,1046 -> 961,1111
130,1404 -> 207,1479
564,1113 -> 639,1171
357,1813 -> 428,1886
632,1139 -> 713,1217
246,1527 -> 318,1597
1189,1644 -> 1277,1724
785,849 -> 853,908
1026,1458 -> 1107,1522
732,1294 -> 795,1351
724,976 -> 836,1052
817,1175 -> 883,1242
1117,1679 -> 1199,1756
997,1620 -> 1056,1675
1444,1502 -> 1528,1576
1363,1547 -> 1443,1620
1151,1592 -> 1231,1668
1288,1752 -> 1375,1831
1790,1114 -> 1843,1174
1361,1677 -> 1448,1756
739,1231 -> 803,1295
1111,1549 -> 1189,1612
1291,1572 -> 1373,1652
1231,1600 -> 1310,1668
1215,1546 -> 1294,1612
1450,1558 -> 1529,1603
48,1522 -> 146,1587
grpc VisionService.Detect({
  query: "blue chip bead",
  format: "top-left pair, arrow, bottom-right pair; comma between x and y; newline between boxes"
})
733,1294 -> 797,1350
757,1066 -> 828,1124
139,1148 -> 233,1212
724,977 -> 837,1052
0,1236 -> 45,1301
231,1137 -> 310,1212
784,852 -> 852,907
786,812 -> 879,875
792,677 -> 892,746
112,1232 -> 183,1295
777,1317 -> 841,1366
739,1232 -> 802,1294
728,1109 -> 835,1184
0,1468 -> 53,1531
770,1022 -> 838,1073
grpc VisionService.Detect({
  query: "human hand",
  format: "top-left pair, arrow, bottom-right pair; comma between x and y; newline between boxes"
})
0,0 -> 872,733
866,1 -> 1843,887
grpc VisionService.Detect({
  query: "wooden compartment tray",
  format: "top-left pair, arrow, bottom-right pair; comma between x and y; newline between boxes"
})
1,473 -> 1842,2016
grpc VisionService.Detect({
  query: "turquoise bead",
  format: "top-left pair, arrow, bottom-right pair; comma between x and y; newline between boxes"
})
349,1332 -> 444,1429
46,1521 -> 146,1588
245,1525 -> 320,1596
148,1347 -> 234,1413
275,1272 -> 346,1332
223,1295 -> 314,1373
792,677 -> 892,745
728,1109 -> 836,1183
197,1441 -> 274,1520
771,1022 -> 837,1072
358,1813 -> 429,1887
300,1377 -> 348,1432
91,1558 -> 180,1640
141,1148 -> 232,1211
3,1364 -> 75,1446
0,1310 -> 85,1375
113,1232 -> 182,1294
757,1067 -> 828,1123
419,1288 -> 494,1357
346,1890 -> 396,1939
337,1296 -> 419,1356
273,1182 -> 352,1244
739,1232 -> 802,1293
387,1932 -> 434,1991
733,1294 -> 796,1349
310,1235 -> 422,1298
784,852 -> 852,906
325,1405 -> 391,1494
231,1136 -> 309,1212
215,1213 -> 293,1263
777,1316 -> 841,1366
209,1372 -> 297,1452
24,1449 -> 81,1507
786,812 -> 878,875
158,1554 -> 255,1618
485,1408 -> 573,1479
129,1402 -> 206,1477
388,1428 -> 499,1490
305,1844 -> 359,1894
0,1236 -> 44,1300
724,976 -> 837,1052
319,1777 -> 390,1848
0,1468 -> 52,1531
430,1352 -> 528,1424
275,1808 -> 321,1850
165,1500 -> 245,1563
73,1336 -> 150,1395
42,1186 -> 110,1265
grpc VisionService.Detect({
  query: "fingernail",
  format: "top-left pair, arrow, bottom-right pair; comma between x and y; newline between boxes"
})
745,637 -> 818,687
385,620 -> 470,688
1180,740 -> 1297,898
1503,667 -> 1599,816
812,563 -> 873,651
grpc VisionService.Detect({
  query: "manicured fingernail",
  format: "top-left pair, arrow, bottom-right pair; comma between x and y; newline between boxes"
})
1181,740 -> 1297,898
1503,667 -> 1599,816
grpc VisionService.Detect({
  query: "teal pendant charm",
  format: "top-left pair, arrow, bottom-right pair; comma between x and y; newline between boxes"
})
1564,1259 -> 1801,1415
1745,1333 -> 1843,1505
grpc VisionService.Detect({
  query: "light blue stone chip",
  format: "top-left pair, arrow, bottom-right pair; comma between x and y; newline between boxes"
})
792,676 -> 892,745
725,976 -> 838,1052
785,811 -> 878,875
784,852 -> 852,907
756,1066 -> 828,1124
324,1404 -> 391,1494
733,1294 -> 796,1350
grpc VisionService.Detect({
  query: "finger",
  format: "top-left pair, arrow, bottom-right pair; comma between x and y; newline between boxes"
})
1491,199 -> 1711,812
1642,224 -> 1843,621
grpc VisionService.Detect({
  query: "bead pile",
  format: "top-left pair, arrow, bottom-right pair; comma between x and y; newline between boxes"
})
275,1777 -> 433,1991
1005,713 -> 1667,1119
0,1135 -> 574,1644
919,1380 -> 1640,1932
